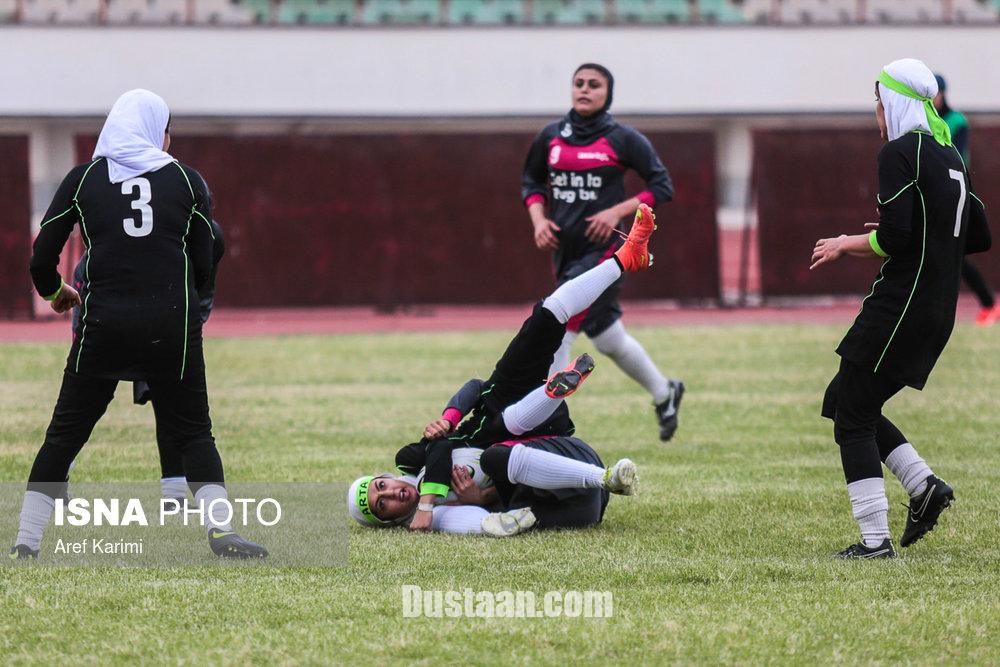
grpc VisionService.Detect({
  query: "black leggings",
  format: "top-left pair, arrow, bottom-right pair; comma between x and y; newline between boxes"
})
27,353 -> 224,498
962,259 -> 995,309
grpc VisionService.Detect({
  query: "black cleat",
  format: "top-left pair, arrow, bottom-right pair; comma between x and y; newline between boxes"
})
835,538 -> 896,559
654,380 -> 685,441
208,530 -> 268,559
9,544 -> 39,561
545,353 -> 595,399
900,475 -> 954,548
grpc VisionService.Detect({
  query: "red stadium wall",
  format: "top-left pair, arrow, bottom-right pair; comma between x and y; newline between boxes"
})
754,127 -> 999,297
77,132 -> 718,308
964,126 -> 1000,288
0,136 -> 32,318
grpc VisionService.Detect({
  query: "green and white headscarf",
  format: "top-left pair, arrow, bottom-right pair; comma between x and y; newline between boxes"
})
877,58 -> 952,147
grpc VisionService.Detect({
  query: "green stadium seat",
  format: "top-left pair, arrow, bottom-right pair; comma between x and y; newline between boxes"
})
277,0 -> 354,24
448,0 -> 526,24
532,0 -> 607,24
696,0 -> 745,23
615,0 -> 691,23
361,0 -> 442,24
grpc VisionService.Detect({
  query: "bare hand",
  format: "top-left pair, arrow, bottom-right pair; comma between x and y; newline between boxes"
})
584,207 -> 621,244
532,218 -> 560,251
450,465 -> 484,505
423,418 -> 453,440
50,284 -> 81,314
810,235 -> 848,271
408,509 -> 433,532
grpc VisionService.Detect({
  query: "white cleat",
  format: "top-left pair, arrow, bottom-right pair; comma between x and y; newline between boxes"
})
481,507 -> 537,537
602,458 -> 638,496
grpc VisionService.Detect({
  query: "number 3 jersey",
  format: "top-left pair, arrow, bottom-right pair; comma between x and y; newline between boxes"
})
29,158 -> 216,381
837,131 -> 991,389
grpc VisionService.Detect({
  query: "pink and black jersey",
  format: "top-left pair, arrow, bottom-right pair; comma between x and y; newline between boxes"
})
521,113 -> 673,276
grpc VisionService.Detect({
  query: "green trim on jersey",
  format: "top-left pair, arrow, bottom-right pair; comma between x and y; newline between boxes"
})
42,278 -> 65,301
72,158 -> 104,373
39,207 -> 74,229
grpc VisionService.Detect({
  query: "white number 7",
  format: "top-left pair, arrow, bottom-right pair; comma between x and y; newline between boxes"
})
122,177 -> 153,238
948,169 -> 966,238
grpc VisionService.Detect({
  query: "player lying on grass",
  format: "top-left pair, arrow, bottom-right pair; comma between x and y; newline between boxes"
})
810,59 -> 991,559
347,203 -> 658,535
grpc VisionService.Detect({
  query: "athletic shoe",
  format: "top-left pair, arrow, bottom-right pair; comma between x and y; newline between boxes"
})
481,507 -> 537,537
613,203 -> 656,272
654,379 -> 685,442
208,530 -> 269,559
9,544 -> 39,560
835,538 -> 896,559
545,353 -> 595,399
900,475 -> 954,548
975,304 -> 1000,327
602,458 -> 638,496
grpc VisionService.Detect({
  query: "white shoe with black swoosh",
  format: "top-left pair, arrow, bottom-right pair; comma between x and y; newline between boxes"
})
208,530 -> 269,559
835,538 -> 896,559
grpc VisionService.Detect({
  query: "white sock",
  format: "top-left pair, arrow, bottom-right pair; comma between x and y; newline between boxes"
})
591,320 -> 671,403
847,477 -> 890,547
548,331 -> 578,376
507,444 -> 604,489
161,476 -> 188,501
885,444 -> 932,498
194,484 -> 233,532
542,261 -> 622,324
15,491 -> 55,551
502,386 -> 563,436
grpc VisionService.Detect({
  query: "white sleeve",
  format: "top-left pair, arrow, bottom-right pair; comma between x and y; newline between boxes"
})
431,505 -> 488,534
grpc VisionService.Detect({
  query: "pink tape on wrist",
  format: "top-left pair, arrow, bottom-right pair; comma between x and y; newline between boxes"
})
441,408 -> 463,429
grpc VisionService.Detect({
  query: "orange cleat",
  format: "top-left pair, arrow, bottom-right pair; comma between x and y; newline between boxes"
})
614,203 -> 656,272
975,304 -> 1000,327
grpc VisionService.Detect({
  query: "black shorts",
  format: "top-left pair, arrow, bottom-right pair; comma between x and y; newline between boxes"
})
557,250 -> 623,338
483,436 -> 609,529
822,357 -> 904,445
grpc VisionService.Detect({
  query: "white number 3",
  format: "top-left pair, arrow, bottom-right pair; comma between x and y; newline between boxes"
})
122,177 -> 153,237
948,169 -> 966,238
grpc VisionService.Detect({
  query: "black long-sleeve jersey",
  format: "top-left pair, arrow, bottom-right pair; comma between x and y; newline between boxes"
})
837,131 -> 991,388
521,121 -> 673,277
30,158 -> 215,381
395,377 -> 575,497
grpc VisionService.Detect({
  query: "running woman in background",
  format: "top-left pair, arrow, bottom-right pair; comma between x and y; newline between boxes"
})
810,59 -> 990,559
933,73 -> 1000,327
521,63 -> 684,442
11,89 -> 265,560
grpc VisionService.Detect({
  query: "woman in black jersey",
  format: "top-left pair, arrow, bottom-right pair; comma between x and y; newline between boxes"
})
811,59 -> 990,559
521,63 -> 684,442
11,90 -> 265,560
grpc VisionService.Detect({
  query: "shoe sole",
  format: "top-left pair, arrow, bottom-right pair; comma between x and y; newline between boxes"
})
609,459 -> 638,496
901,491 -> 954,548
545,354 -> 595,399
482,508 -> 537,537
658,382 -> 685,442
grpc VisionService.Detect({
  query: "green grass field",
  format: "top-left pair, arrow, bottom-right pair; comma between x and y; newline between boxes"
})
1,323 -> 998,665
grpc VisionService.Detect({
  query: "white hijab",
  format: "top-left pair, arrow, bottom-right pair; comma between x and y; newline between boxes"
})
93,89 -> 175,183
879,59 -> 938,142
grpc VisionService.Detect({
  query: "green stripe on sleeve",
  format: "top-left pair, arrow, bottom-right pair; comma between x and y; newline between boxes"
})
419,482 -> 450,498
869,230 -> 889,258
42,278 -> 65,301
